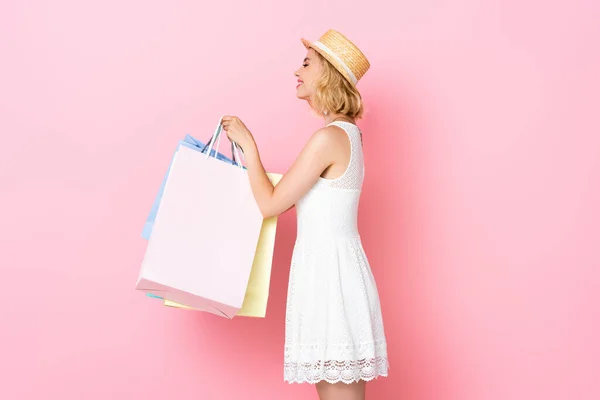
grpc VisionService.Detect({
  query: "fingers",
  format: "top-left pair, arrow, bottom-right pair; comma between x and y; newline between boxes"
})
221,115 -> 231,130
221,116 -> 240,123
221,116 -> 237,131
221,116 -> 244,135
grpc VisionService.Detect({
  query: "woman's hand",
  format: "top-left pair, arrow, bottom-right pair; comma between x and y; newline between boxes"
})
221,115 -> 254,152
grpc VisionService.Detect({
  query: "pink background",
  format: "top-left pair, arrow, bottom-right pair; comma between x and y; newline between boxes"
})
1,1 -> 599,399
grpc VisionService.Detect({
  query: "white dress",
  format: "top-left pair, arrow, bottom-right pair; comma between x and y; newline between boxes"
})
283,121 -> 389,384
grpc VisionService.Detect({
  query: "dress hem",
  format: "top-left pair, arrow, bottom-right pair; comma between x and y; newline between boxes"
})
284,371 -> 389,385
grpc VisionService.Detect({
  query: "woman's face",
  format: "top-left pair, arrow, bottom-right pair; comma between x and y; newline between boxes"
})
295,48 -> 322,101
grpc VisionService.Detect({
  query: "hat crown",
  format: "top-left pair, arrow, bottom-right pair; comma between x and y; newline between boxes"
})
303,29 -> 370,86
319,30 -> 370,80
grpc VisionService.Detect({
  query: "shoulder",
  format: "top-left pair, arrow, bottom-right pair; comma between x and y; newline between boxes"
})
307,125 -> 348,149
297,126 -> 348,163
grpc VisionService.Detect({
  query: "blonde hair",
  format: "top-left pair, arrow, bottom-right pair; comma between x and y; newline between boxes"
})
310,51 -> 365,120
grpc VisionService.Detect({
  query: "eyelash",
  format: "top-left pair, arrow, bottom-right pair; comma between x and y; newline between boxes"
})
303,64 -> 308,67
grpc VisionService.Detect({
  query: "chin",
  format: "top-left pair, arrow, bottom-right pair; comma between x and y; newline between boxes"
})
296,89 -> 309,100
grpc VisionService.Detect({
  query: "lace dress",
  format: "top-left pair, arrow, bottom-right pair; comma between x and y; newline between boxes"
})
283,121 -> 389,384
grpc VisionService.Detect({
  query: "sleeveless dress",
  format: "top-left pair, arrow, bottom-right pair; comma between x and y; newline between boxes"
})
283,121 -> 389,384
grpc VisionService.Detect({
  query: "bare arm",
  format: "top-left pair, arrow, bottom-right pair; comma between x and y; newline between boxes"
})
221,116 -> 342,219
242,128 -> 338,219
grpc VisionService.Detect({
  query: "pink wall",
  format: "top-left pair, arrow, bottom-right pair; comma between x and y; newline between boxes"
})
1,1 -> 599,399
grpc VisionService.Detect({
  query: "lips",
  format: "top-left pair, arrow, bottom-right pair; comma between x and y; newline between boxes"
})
296,80 -> 303,88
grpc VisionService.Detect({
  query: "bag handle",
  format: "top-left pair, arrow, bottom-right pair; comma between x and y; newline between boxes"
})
201,116 -> 244,170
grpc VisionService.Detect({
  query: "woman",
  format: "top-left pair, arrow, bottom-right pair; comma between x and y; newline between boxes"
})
222,29 -> 388,400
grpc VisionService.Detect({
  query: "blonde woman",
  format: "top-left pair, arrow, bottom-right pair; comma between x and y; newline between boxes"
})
222,29 -> 388,400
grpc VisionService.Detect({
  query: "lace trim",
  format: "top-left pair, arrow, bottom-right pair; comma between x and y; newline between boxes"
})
284,356 -> 389,384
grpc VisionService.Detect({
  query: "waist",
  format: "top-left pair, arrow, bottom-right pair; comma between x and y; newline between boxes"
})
296,220 -> 360,239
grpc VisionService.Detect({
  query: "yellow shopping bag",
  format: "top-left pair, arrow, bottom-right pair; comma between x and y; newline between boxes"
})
163,172 -> 282,318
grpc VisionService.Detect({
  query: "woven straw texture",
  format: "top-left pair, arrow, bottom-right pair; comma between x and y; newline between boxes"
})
301,29 -> 370,86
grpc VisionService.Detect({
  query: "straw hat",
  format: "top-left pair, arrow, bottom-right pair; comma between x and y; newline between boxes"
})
301,29 -> 370,88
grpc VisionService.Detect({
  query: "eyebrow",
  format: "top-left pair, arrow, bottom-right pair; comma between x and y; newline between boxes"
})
304,57 -> 310,62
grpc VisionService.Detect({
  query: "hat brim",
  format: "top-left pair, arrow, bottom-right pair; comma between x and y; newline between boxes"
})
300,38 -> 357,88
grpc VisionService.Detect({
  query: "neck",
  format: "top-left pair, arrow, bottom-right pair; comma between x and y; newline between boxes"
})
323,113 -> 356,126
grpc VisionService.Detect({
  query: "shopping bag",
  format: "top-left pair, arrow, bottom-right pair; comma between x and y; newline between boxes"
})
140,125 -> 282,317
161,173 -> 281,317
136,119 -> 265,318
142,130 -> 238,305
142,133 -> 241,240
